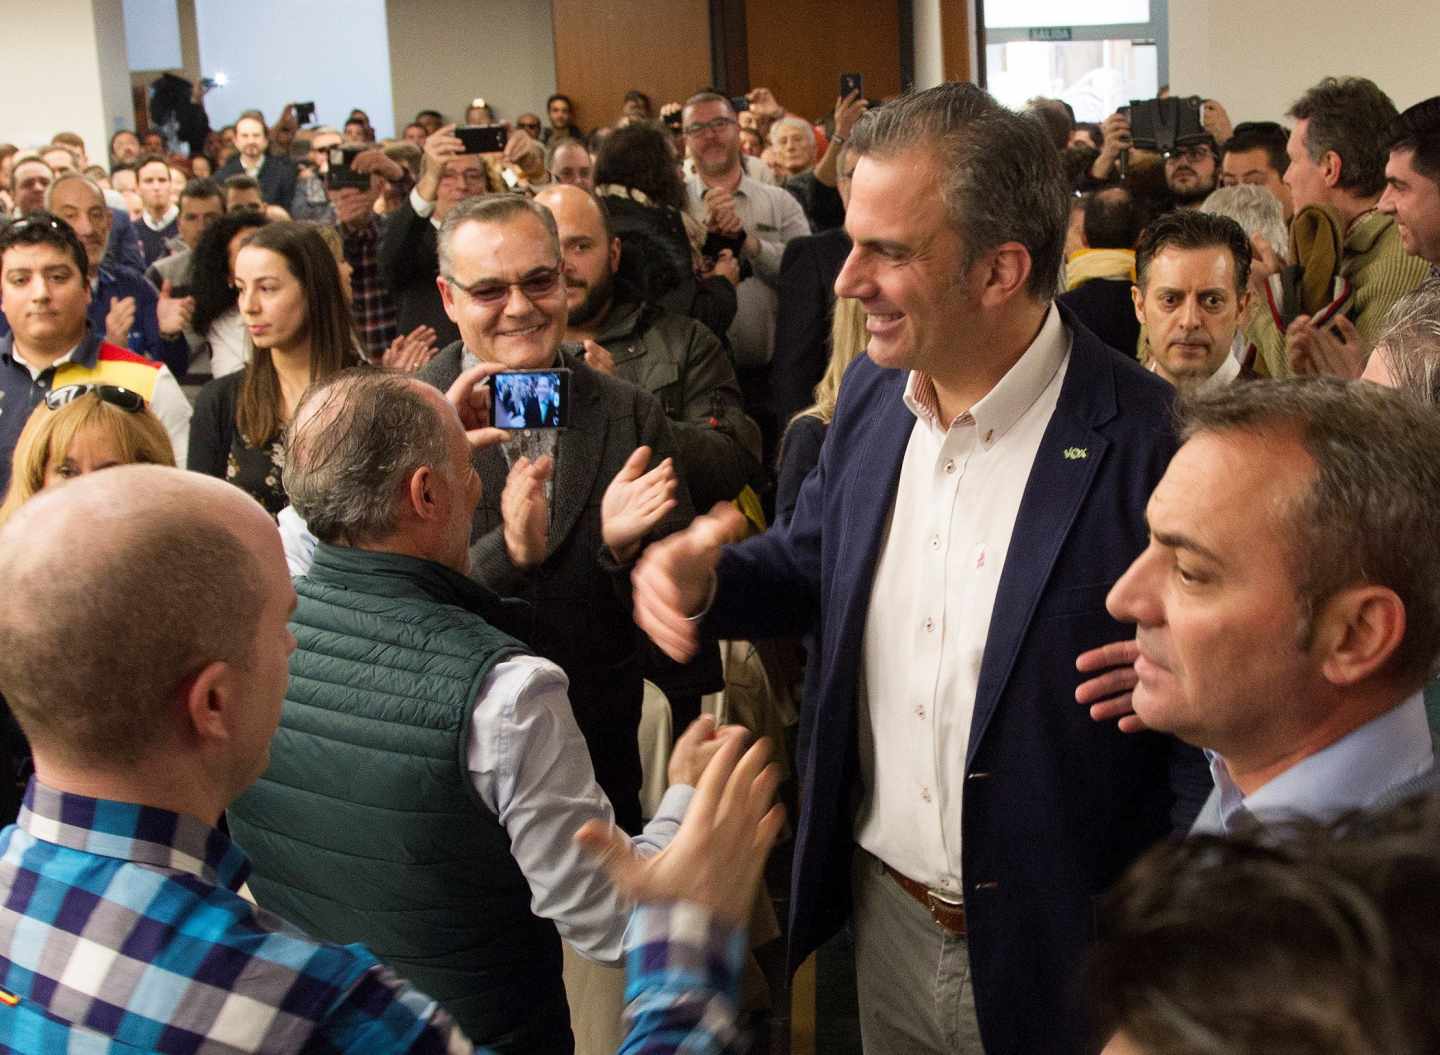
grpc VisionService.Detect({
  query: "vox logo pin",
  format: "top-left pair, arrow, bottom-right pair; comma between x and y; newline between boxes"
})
1062,447 -> 1088,460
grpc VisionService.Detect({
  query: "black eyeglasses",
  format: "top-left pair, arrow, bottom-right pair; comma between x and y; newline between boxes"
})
517,122 -> 542,132
45,384 -> 145,413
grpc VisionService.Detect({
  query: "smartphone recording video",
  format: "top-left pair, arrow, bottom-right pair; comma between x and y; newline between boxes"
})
457,124 -> 509,154
491,369 -> 571,430
326,147 -> 371,190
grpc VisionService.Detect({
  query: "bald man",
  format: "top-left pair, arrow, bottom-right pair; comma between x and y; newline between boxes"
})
0,463 -> 773,1054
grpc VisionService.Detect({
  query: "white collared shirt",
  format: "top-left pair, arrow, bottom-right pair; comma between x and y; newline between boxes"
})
855,307 -> 1072,892
142,205 -> 179,232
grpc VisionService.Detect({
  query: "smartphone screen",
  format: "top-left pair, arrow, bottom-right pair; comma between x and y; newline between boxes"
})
839,73 -> 863,99
326,147 -> 371,190
491,369 -> 571,429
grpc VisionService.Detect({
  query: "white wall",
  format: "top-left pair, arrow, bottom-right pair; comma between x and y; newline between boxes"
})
1170,0 -> 1439,123
0,0 -> 131,160
386,0 -> 556,128
195,0 -> 395,136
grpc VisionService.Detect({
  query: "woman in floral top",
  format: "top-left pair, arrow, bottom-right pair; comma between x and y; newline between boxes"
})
189,222 -> 361,515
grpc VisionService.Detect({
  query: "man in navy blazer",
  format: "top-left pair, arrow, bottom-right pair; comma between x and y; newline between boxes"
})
634,83 -> 1208,1054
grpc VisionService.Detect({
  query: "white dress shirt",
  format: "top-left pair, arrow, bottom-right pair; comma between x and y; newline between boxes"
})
684,170 -> 810,367
855,307 -> 1072,892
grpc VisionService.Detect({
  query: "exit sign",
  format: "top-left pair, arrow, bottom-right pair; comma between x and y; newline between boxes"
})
1028,27 -> 1074,41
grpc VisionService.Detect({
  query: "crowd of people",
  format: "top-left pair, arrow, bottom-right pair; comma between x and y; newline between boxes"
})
1,58 -> 1440,1055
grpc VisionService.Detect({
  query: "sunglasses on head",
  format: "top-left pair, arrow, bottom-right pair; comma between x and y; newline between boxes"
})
45,384 -> 145,413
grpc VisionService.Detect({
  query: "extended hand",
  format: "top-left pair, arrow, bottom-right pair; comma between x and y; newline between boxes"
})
581,339 -> 615,376
445,360 -> 511,448
1075,639 -> 1147,733
834,90 -> 869,139
631,502 -> 747,661
602,446 -> 678,563
575,731 -> 784,925
502,454 -> 553,568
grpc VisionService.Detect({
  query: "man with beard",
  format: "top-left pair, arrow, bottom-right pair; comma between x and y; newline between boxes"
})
1164,137 -> 1221,209
534,184 -> 762,512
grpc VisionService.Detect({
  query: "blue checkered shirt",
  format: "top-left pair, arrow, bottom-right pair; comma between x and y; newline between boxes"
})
0,782 -> 747,1054
0,782 -> 469,1053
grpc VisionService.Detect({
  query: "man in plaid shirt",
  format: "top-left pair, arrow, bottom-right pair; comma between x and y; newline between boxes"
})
0,457 -> 781,1052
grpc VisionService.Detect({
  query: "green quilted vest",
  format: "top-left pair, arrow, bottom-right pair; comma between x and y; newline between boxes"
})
227,543 -> 572,1054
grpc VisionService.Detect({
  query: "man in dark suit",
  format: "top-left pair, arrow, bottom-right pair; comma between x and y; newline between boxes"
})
1058,185 -> 1144,356
418,193 -> 688,834
633,83 -> 1208,1055
215,114 -> 296,207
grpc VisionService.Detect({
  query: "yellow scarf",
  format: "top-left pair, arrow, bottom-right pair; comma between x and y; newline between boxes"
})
1065,248 -> 1136,291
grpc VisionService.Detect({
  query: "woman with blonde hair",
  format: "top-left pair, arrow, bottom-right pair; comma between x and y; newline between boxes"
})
0,384 -> 175,525
775,295 -> 868,523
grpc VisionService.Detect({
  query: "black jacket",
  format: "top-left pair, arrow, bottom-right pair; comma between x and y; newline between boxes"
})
216,154 -> 297,208
418,345 -> 691,832
378,198 -> 461,347
771,227 -> 851,426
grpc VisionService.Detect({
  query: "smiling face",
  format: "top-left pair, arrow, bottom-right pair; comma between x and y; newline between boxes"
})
437,213 -> 566,369
1379,148 -> 1440,266
234,244 -> 308,354
683,99 -> 741,180
1106,429 -> 1321,757
0,242 -> 90,355
834,149 -> 978,378
1133,244 -> 1249,390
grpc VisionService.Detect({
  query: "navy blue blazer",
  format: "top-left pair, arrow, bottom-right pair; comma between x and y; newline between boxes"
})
704,309 -> 1210,1054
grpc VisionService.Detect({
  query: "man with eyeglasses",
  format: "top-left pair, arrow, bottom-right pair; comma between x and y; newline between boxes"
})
681,91 -> 810,457
416,193 -> 690,838
380,122 -> 500,348
0,212 -> 191,490
1163,137 -> 1221,209
515,113 -> 544,139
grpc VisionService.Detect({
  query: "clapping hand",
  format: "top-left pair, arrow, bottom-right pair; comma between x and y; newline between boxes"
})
602,446 -> 678,563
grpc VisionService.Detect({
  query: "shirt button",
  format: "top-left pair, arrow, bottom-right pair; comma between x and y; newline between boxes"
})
930,535 -> 941,550
924,617 -> 935,633
944,459 -> 957,474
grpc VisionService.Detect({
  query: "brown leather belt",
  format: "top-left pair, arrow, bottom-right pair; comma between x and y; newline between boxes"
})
884,863 -> 967,937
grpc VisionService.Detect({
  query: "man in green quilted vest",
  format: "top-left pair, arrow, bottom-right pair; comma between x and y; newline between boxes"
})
227,369 -> 728,1055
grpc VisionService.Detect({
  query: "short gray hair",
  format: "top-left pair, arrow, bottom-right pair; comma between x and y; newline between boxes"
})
284,370 -> 451,546
1372,282 -> 1440,405
848,82 -> 1068,299
436,193 -> 560,279
1178,377 -> 1440,683
45,171 -> 105,210
1200,184 -> 1289,264
768,114 -> 815,148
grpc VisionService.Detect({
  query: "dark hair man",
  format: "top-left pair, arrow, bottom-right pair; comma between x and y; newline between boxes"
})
0,174 -> 191,380
134,153 -> 179,266
545,93 -> 581,143
419,193 -> 692,836
1091,793 -> 1440,1054
216,113 -> 297,207
1271,78 -> 1431,377
145,178 -> 225,359
223,173 -> 265,213
1132,210 -> 1254,390
108,128 -> 140,167
0,462 -> 781,1054
227,369 -> 732,1051
0,213 -> 192,488
1381,95 -> 1440,276
633,82 -> 1208,1055
378,122 -> 496,348
414,108 -> 444,135
534,184 -> 762,510
1058,186 -> 1146,355
1220,121 -> 1293,220
1102,379 -> 1438,833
